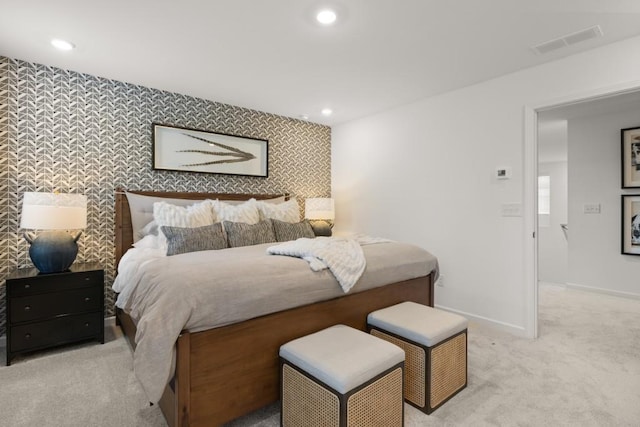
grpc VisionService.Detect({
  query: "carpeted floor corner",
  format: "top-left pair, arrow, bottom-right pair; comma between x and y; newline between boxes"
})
0,326 -> 165,427
1,284 -> 639,426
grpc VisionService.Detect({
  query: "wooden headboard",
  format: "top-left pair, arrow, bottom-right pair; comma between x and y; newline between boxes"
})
114,189 -> 288,267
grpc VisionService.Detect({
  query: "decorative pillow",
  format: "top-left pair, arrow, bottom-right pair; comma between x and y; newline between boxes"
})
261,195 -> 287,204
224,219 -> 276,248
257,197 -> 300,223
272,219 -> 315,242
132,234 -> 163,250
153,199 -> 216,228
125,192 -> 202,242
139,220 -> 159,237
161,223 -> 228,256
213,199 -> 260,224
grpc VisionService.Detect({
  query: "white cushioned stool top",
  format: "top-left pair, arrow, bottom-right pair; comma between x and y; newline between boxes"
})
279,324 -> 405,394
367,302 -> 468,347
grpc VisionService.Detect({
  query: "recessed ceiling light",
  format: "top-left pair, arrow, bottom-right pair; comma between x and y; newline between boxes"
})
316,9 -> 337,25
321,108 -> 333,116
51,38 -> 76,51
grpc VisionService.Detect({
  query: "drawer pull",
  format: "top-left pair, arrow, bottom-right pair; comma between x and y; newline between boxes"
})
25,333 -> 31,339
24,305 -> 31,311
84,277 -> 91,281
24,284 -> 31,289
84,322 -> 90,327
84,297 -> 91,302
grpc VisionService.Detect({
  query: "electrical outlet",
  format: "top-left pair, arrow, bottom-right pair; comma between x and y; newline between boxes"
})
436,275 -> 445,287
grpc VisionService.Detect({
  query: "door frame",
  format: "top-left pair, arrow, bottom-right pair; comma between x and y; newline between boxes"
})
523,80 -> 640,339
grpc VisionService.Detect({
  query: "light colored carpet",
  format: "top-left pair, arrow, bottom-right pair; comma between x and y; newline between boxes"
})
1,284 -> 639,426
0,326 -> 164,427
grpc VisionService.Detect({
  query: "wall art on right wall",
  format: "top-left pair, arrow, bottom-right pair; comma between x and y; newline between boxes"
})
621,126 -> 640,188
621,195 -> 640,255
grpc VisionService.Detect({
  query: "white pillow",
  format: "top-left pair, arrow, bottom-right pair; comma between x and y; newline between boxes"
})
125,192 -> 202,243
212,199 -> 260,224
153,199 -> 216,228
137,220 -> 159,239
257,197 -> 300,223
133,234 -> 162,250
261,195 -> 287,204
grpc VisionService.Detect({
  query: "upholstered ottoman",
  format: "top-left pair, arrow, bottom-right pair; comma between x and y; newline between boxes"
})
367,302 -> 468,414
279,324 -> 405,427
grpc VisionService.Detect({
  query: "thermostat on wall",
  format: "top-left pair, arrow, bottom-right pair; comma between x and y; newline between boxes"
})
496,167 -> 512,180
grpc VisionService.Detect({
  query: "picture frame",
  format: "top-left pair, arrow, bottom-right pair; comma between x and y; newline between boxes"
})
152,123 -> 268,177
621,126 -> 640,188
621,195 -> 640,256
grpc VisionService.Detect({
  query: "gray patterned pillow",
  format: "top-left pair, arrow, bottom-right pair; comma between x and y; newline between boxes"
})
223,219 -> 276,248
272,219 -> 315,242
161,223 -> 228,256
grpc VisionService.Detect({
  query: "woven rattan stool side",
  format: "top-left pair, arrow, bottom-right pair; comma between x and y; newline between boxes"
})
371,329 -> 426,408
369,327 -> 467,414
347,366 -> 403,426
430,331 -> 467,409
280,360 -> 404,426
282,363 -> 340,427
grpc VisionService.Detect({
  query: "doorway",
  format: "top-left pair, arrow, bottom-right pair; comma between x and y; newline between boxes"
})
525,85 -> 640,339
536,119 -> 568,290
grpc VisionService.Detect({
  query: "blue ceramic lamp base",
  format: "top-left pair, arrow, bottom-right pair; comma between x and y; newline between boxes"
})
24,230 -> 82,273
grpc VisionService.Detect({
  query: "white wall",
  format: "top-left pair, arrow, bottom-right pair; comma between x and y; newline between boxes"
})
332,35 -> 640,335
567,108 -> 640,297
538,161 -> 568,284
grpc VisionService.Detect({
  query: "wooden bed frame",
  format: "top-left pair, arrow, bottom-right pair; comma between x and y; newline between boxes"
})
114,190 -> 434,427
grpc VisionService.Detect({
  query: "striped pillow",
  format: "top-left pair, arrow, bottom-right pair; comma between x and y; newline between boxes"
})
272,219 -> 315,242
224,219 -> 276,248
161,223 -> 228,256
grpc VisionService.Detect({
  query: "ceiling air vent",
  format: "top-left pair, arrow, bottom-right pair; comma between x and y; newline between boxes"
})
532,25 -> 603,55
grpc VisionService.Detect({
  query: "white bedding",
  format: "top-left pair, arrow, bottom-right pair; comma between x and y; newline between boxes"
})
113,239 -> 438,403
266,237 -> 366,293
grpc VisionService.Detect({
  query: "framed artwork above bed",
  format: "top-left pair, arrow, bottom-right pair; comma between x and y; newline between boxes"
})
152,123 -> 268,177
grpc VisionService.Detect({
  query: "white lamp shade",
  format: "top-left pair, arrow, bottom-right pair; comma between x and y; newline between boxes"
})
20,192 -> 87,230
305,198 -> 335,220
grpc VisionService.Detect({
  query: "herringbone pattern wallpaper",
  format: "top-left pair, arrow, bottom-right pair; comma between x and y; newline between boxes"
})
0,57 -> 331,335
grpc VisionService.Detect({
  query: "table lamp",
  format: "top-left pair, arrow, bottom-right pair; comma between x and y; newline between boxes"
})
20,192 -> 87,273
305,198 -> 335,236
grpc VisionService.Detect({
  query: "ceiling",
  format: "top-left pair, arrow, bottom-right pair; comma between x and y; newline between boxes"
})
1,1 -> 640,126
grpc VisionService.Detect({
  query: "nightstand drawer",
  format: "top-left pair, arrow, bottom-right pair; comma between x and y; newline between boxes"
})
8,270 -> 102,297
10,312 -> 103,352
10,286 -> 103,323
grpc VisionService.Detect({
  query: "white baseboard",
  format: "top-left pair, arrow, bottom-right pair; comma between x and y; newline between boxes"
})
434,304 -> 529,338
0,335 -> 5,348
105,316 -> 116,327
565,282 -> 640,300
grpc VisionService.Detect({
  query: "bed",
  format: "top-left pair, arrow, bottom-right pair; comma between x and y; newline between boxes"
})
114,189 -> 437,427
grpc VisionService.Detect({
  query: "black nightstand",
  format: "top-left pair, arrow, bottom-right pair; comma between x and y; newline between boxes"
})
4,262 -> 104,365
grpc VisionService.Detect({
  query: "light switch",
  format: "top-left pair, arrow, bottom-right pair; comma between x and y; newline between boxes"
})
501,203 -> 522,217
583,203 -> 601,214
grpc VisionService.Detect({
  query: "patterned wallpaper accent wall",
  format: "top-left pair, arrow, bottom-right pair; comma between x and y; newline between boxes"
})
0,56 -> 331,335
